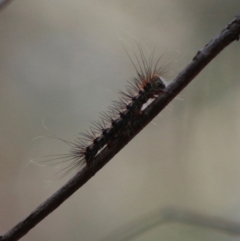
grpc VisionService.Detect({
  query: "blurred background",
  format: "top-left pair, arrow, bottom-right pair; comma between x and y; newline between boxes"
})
1,0 -> 240,240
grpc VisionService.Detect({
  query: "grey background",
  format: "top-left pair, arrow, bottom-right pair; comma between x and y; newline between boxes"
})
0,1 -> 240,240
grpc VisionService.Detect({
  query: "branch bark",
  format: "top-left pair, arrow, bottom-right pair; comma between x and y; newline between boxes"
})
1,15 -> 240,241
0,0 -> 13,11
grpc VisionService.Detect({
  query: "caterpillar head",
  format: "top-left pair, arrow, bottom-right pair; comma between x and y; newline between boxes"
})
150,75 -> 166,94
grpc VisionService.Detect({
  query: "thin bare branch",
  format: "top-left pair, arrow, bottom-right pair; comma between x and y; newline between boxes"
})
1,15 -> 240,241
0,0 -> 13,11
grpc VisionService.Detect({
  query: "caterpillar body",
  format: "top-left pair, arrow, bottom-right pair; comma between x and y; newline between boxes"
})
43,47 -> 168,175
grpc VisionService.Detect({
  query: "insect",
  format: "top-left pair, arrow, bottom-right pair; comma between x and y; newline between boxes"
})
38,44 -> 168,176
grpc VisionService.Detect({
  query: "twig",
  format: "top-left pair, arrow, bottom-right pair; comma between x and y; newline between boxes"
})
1,15 -> 240,241
0,0 -> 13,11
102,207 -> 240,241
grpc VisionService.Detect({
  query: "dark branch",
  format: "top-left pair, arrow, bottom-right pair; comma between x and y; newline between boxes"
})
1,15 -> 240,241
0,0 -> 14,11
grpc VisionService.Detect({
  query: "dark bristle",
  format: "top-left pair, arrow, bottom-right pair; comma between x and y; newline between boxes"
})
42,45 -> 168,176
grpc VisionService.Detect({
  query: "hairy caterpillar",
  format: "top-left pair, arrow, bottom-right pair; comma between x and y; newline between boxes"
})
40,45 -> 168,176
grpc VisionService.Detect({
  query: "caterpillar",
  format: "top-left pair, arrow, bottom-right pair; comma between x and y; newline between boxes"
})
41,45 -> 168,176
